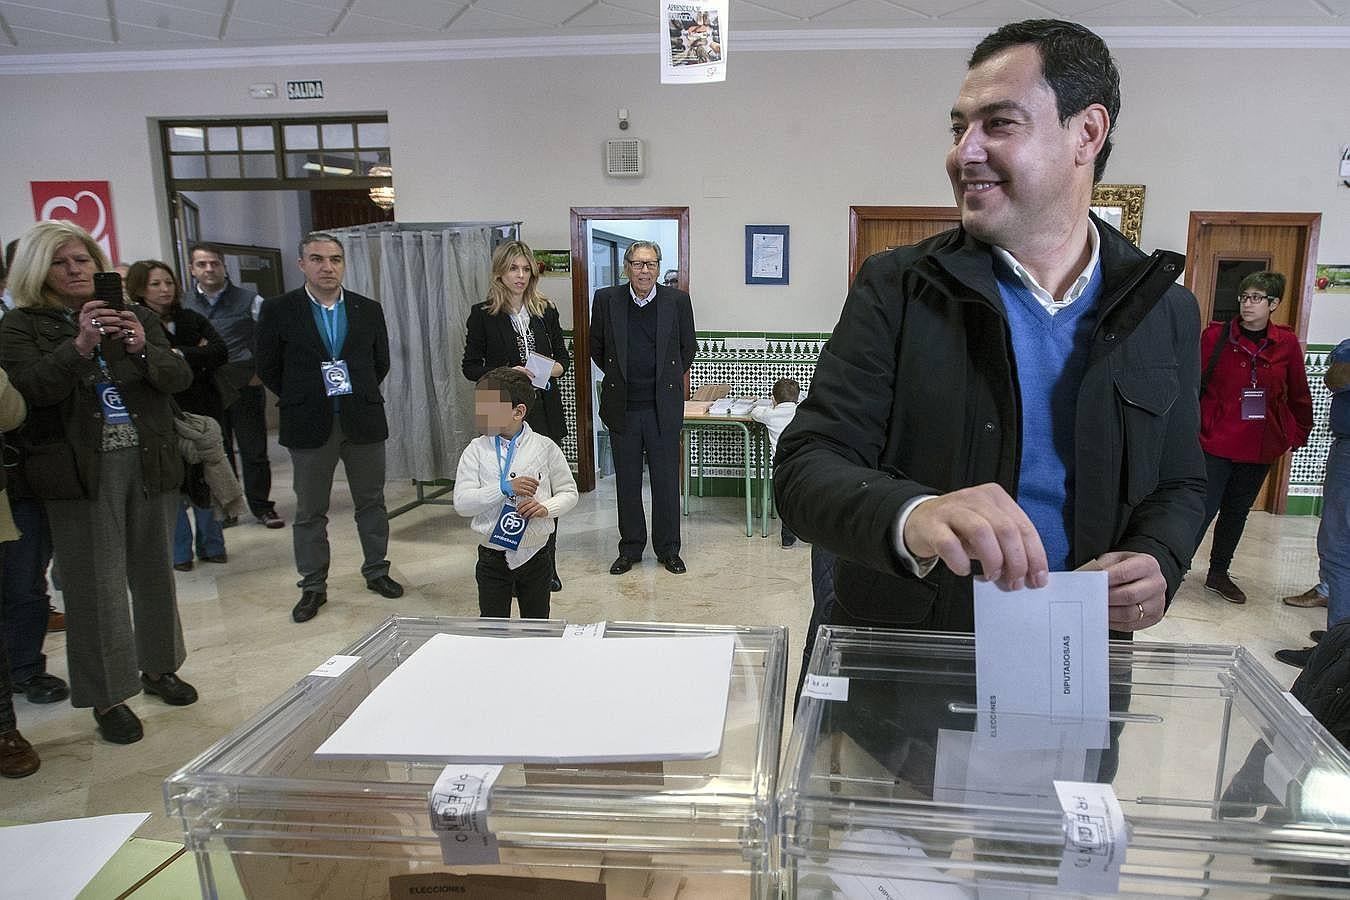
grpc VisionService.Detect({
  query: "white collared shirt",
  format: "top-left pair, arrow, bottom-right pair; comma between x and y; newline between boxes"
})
630,284 -> 657,308
305,285 -> 345,310
990,220 -> 1101,315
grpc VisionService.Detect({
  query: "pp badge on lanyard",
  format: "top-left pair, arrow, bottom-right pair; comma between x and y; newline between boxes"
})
489,432 -> 527,550
1241,389 -> 1267,420
321,360 -> 353,396
95,382 -> 131,424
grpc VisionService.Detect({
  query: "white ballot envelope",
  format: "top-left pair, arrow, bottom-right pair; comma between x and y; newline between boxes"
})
974,571 -> 1110,750
524,352 -> 554,389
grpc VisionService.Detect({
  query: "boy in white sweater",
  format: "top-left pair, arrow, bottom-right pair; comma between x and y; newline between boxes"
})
454,368 -> 578,618
751,377 -> 801,548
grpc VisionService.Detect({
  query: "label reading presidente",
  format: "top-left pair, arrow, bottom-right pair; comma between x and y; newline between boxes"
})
286,80 -> 324,100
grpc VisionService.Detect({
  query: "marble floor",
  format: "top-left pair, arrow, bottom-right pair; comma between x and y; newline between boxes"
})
1,448 -> 1329,845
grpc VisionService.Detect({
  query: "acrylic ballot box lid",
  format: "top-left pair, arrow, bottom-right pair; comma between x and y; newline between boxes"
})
164,616 -> 787,900
780,626 -> 1350,899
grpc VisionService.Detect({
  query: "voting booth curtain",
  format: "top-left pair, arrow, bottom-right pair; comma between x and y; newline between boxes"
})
333,222 -> 520,481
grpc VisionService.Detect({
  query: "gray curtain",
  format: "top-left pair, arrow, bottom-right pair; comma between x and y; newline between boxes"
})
333,223 -> 507,481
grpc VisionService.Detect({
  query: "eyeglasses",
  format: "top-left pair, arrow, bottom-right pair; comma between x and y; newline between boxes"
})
1237,293 -> 1274,305
627,260 -> 660,270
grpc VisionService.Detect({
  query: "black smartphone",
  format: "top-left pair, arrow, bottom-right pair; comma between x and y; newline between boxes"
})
93,271 -> 125,311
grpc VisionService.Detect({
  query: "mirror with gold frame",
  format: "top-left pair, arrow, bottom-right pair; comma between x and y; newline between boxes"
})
1091,183 -> 1145,246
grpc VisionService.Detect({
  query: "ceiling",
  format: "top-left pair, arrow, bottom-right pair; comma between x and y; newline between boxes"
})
0,0 -> 1346,57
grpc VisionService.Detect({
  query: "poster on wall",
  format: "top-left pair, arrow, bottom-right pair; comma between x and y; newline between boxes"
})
30,181 -> 120,264
1315,264 -> 1350,294
660,0 -> 728,85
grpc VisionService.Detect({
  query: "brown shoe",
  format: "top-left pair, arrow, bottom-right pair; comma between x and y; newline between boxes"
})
1282,587 -> 1328,608
0,729 -> 40,778
1205,570 -> 1247,604
47,608 -> 65,633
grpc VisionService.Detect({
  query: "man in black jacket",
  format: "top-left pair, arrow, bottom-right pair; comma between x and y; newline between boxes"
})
256,233 -> 402,623
776,20 -> 1206,642
589,242 -> 697,575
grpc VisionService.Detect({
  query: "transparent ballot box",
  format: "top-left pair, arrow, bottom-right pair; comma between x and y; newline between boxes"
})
780,627 -> 1350,898
165,617 -> 787,899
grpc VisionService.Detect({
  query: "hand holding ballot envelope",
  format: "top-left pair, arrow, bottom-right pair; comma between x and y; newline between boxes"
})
903,483 -> 1050,591
1078,551 -> 1166,632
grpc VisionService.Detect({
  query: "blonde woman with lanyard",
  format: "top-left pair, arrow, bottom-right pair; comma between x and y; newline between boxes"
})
462,240 -> 569,591
0,221 -> 197,745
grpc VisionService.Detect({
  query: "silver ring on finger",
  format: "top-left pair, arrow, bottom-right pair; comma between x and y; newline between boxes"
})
1136,602 -> 1145,622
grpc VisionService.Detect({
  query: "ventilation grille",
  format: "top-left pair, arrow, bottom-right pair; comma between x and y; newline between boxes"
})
605,139 -> 644,177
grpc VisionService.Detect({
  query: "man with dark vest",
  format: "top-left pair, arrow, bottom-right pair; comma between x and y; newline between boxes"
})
589,241 -> 697,576
183,243 -> 283,529
255,232 -> 403,623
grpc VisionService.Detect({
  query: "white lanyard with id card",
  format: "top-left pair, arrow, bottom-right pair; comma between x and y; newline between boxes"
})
1232,332 -> 1268,421
488,433 -> 528,551
93,352 -> 131,425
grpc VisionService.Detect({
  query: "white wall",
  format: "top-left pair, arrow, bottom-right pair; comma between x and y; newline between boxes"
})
2,45 -> 1348,340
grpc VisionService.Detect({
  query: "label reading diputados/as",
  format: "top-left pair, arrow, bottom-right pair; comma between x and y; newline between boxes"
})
429,765 -> 503,865
1053,780 -> 1126,894
563,622 -> 606,639
802,674 -> 849,702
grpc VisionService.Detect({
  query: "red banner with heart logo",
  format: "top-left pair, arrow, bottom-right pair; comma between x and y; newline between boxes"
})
30,181 -> 120,264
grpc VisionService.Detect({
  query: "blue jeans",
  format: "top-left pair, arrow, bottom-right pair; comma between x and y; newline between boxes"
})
174,500 -> 226,565
1320,436 -> 1349,627
2,497 -> 53,683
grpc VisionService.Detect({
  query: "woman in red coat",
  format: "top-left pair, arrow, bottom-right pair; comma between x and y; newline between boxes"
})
1196,271 -> 1313,604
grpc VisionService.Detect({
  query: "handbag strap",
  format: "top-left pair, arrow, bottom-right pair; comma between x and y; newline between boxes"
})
1199,322 -> 1228,396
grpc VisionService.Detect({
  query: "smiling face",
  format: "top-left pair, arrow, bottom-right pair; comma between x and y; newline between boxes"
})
45,239 -> 98,308
946,44 -> 1101,255
624,246 -> 660,297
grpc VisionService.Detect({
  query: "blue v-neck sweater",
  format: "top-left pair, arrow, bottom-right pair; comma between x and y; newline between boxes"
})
996,261 -> 1103,571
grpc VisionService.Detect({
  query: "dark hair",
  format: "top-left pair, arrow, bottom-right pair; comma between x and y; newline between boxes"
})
772,378 -> 800,404
1238,271 -> 1286,302
476,366 -> 535,414
4,239 -> 18,271
299,231 -> 344,259
969,19 -> 1120,183
187,242 -> 225,265
125,259 -> 181,308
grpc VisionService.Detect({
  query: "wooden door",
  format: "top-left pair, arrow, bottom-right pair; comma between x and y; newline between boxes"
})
848,206 -> 961,288
1185,211 -> 1321,514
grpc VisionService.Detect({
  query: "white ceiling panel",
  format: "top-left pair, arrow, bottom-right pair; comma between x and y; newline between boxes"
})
229,0 -> 341,33
350,0 -> 458,30
559,1 -> 653,29
7,24 -> 112,46
2,0 -> 107,18
0,4 -> 112,37
134,0 -> 232,13
337,13 -> 438,37
809,0 -> 934,25
223,15 -> 326,40
474,0 -> 588,23
117,0 -> 222,38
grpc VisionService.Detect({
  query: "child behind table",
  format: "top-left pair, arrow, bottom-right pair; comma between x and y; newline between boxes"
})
453,367 -> 578,618
751,377 -> 801,548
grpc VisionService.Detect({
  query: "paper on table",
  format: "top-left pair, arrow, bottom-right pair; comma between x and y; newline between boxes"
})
974,571 -> 1109,750
524,353 -> 554,389
315,633 -> 736,763
0,812 -> 149,900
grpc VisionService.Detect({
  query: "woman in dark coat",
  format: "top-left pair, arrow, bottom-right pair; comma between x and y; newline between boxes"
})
127,259 -> 231,572
462,240 -> 569,590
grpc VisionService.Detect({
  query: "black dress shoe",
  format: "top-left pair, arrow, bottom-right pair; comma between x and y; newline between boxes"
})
12,672 -> 69,704
1311,629 -> 1326,643
1274,647 -> 1315,668
258,509 -> 286,529
609,556 -> 636,575
550,575 -> 563,592
292,590 -> 327,622
220,515 -> 239,528
93,704 -> 143,745
200,553 -> 228,564
658,555 -> 687,575
141,672 -> 198,706
173,560 -> 194,572
366,575 -> 404,598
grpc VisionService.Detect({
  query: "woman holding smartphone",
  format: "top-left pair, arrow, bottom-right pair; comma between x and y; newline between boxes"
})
462,240 -> 569,591
0,221 -> 198,745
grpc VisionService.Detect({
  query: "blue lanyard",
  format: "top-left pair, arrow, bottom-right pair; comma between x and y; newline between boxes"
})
495,432 -> 521,497
318,304 -> 342,359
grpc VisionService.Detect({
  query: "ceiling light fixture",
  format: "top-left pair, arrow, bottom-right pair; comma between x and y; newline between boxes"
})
368,165 -> 395,210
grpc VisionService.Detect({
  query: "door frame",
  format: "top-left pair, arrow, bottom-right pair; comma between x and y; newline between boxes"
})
1184,210 -> 1321,515
569,206 -> 691,492
848,206 -> 960,288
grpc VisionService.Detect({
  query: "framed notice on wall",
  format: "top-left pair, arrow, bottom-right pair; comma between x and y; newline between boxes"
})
31,181 -> 120,263
745,225 -> 788,285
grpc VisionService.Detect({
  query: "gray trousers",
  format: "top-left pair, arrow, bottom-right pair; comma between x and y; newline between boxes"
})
288,420 -> 390,592
46,447 -> 185,709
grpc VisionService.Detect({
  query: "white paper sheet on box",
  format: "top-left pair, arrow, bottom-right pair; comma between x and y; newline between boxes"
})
314,633 -> 736,763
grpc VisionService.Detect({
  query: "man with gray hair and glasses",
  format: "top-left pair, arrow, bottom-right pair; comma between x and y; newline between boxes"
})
590,241 -> 697,575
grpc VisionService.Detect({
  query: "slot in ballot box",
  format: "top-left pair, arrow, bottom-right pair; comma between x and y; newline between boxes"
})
780,627 -> 1350,898
165,617 -> 787,899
